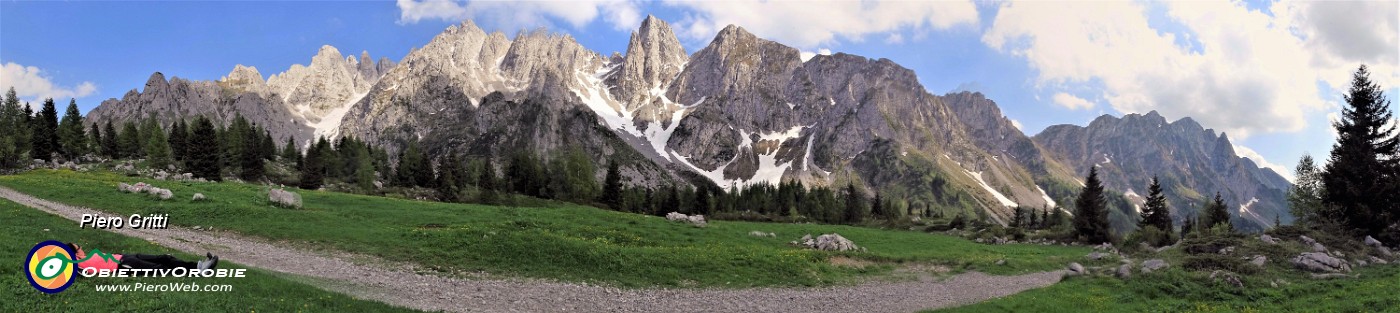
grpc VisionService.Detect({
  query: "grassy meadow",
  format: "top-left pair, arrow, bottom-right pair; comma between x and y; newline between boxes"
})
0,169 -> 1092,288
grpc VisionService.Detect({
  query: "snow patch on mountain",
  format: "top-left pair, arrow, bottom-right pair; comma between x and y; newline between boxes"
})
964,169 -> 1018,208
1239,197 -> 1266,225
1037,186 -> 1057,208
310,91 -> 367,140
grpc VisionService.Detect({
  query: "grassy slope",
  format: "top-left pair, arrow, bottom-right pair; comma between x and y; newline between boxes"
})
0,197 -> 418,312
1,170 -> 1090,288
932,266 -> 1400,313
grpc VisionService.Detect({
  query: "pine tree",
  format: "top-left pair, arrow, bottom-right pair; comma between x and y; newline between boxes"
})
87,123 -> 102,158
1204,191 -> 1233,231
844,183 -> 865,224
478,157 -> 499,204
601,159 -> 623,209
1139,176 -> 1172,232
0,88 -> 26,168
30,98 -> 59,161
1288,154 -> 1327,225
1322,65 -> 1399,237
1012,206 -> 1025,228
299,136 -> 329,189
1181,213 -> 1197,238
1073,166 -> 1113,244
394,141 -> 431,187
695,186 -> 711,215
142,119 -> 172,169
1040,206 -> 1050,229
101,121 -> 118,158
436,154 -> 461,202
168,120 -> 188,163
238,124 -> 265,181
281,137 -> 299,162
57,99 -> 87,160
117,121 -> 141,158
186,117 -> 222,181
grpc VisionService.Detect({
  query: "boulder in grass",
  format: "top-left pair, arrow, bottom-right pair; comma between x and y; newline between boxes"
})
192,193 -> 207,201
663,212 -> 706,227
117,183 -> 132,193
665,212 -> 687,222
1291,252 -> 1351,273
268,188 -> 302,209
1259,234 -> 1279,244
1141,259 -> 1169,273
792,233 -> 861,252
749,231 -> 776,238
155,188 -> 173,200
1066,262 -> 1086,276
1210,270 -> 1244,288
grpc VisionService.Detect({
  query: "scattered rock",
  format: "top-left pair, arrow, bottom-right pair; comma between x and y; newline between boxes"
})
1356,259 -> 1369,267
268,188 -> 303,209
1218,246 -> 1235,255
1364,235 -> 1383,248
1066,262 -> 1086,276
1154,245 -> 1171,253
1209,270 -> 1244,288
1300,235 -> 1319,246
791,233 -> 861,252
1311,242 -> 1328,253
1249,255 -> 1267,267
193,226 -> 203,231
664,212 -> 707,227
1086,252 -> 1109,260
1291,252 -> 1352,273
192,193 -> 207,201
1310,273 -> 1348,279
1368,255 -> 1388,265
1116,264 -> 1132,278
1141,259 -> 1169,273
749,230 -> 776,238
995,259 -> 1006,265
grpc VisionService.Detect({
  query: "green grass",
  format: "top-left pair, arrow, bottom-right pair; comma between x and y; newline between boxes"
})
0,197 -> 419,312
931,265 -> 1400,313
1,169 -> 1090,288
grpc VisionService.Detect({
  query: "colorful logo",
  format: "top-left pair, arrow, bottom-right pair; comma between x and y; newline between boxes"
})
25,240 -> 76,294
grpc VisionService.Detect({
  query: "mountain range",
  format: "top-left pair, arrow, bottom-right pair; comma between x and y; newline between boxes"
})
84,16 -> 1292,231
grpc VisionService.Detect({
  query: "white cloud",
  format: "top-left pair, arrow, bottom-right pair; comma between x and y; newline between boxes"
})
884,33 -> 904,44
665,0 -> 978,48
1234,144 -> 1294,182
983,0 -> 1398,139
799,48 -> 832,62
1052,92 -> 1094,110
396,0 -> 643,31
1,62 -> 97,106
1009,118 -> 1024,131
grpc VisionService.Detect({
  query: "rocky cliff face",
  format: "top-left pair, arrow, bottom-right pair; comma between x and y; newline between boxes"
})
1034,111 -> 1293,230
85,15 -> 1293,228
86,46 -> 394,146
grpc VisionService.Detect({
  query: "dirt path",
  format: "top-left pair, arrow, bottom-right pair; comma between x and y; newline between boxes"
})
1,186 -> 1061,312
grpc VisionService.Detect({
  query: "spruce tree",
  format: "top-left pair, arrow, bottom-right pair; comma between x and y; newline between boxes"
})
1322,65 -> 1399,237
186,117 -> 222,181
300,137 -> 329,189
30,98 -> 59,161
238,125 -> 264,181
844,183 -> 865,224
1288,154 -> 1327,225
478,156 -> 499,204
142,119 -> 172,169
168,120 -> 188,162
1073,166 -> 1112,244
57,99 -> 87,160
394,141 -> 431,187
88,123 -> 102,158
601,159 -> 623,209
1139,176 -> 1172,232
1012,206 -> 1025,228
101,121 -> 118,158
1204,192 -> 1233,231
436,154 -> 461,202
0,88 -> 24,168
118,122 -> 141,158
281,137 -> 299,162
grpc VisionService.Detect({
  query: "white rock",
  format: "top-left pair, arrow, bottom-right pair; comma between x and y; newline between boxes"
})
268,188 -> 303,209
1141,259 -> 1169,273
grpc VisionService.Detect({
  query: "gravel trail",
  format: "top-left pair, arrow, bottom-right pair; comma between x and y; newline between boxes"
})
2,186 -> 1062,312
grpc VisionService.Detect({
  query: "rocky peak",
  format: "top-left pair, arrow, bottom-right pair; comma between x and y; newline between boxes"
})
667,23 -> 801,112
604,14 -> 689,125
219,65 -> 268,95
144,72 -> 169,93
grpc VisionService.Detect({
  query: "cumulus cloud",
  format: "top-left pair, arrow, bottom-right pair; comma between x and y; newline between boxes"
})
665,0 -> 978,48
1,62 -> 97,106
799,48 -> 833,62
1234,144 -> 1294,182
1009,118 -> 1024,131
1052,92 -> 1095,110
982,0 -> 1398,139
396,0 -> 643,31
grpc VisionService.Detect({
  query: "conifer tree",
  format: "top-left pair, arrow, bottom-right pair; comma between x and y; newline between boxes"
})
601,159 -> 623,209
436,153 -> 461,202
30,98 -> 59,161
238,124 -> 265,181
186,117 -> 222,181
167,120 -> 187,162
1073,166 -> 1112,244
478,156 -> 499,204
57,99 -> 87,160
0,88 -> 25,168
1322,65 -> 1399,237
142,119 -> 172,169
844,183 -> 865,224
1203,191 -> 1232,231
1012,206 -> 1025,228
88,123 -> 102,158
281,137 -> 299,162
118,121 -> 141,158
1139,176 -> 1172,231
299,136 -> 329,189
101,121 -> 118,158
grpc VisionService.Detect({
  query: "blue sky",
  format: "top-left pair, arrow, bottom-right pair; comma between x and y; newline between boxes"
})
3,0 -> 1397,180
